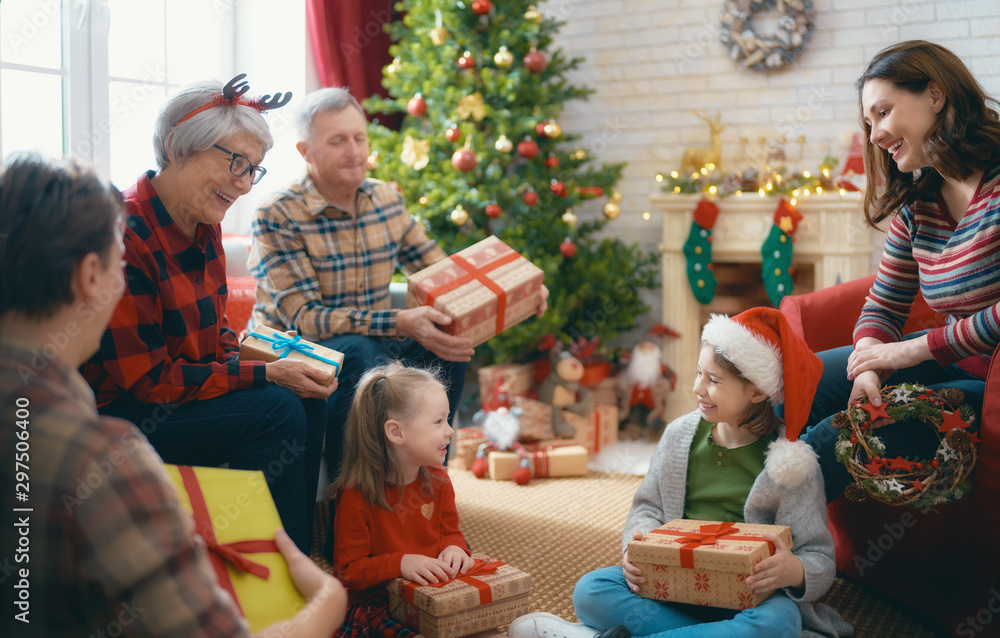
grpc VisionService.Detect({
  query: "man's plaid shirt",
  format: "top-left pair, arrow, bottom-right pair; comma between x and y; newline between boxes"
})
249,175 -> 445,341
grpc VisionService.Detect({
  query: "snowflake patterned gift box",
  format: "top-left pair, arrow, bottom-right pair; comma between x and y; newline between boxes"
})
386,557 -> 531,638
627,519 -> 793,610
407,235 -> 545,347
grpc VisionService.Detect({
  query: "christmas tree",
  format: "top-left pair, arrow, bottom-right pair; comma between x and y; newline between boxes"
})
364,0 -> 659,363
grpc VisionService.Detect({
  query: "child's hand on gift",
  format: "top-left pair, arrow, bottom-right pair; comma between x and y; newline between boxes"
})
402,553 -> 453,586
745,534 -> 805,595
622,529 -> 646,593
437,545 -> 475,577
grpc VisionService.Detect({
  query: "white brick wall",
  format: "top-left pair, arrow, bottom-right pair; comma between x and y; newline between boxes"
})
540,0 -> 1000,331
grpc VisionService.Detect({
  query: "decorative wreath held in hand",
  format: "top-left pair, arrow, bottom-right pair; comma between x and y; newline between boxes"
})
720,0 -> 815,72
834,383 -> 979,512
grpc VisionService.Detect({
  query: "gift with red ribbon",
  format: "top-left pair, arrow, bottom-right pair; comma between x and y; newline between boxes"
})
386,555 -> 531,638
627,519 -> 793,610
163,465 -> 306,632
563,403 -> 619,456
407,236 -> 544,347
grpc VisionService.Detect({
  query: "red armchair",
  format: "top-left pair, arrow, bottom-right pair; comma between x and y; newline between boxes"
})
780,276 -> 1000,636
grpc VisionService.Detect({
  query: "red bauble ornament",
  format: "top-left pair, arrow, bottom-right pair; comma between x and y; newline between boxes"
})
485,203 -> 502,218
451,148 -> 477,173
550,181 -> 568,198
523,49 -> 548,73
545,154 -> 559,169
445,127 -> 461,142
523,190 -> 538,206
517,138 -> 539,159
560,239 -> 577,257
535,122 -> 548,137
407,93 -> 427,117
458,52 -> 476,69
471,0 -> 491,15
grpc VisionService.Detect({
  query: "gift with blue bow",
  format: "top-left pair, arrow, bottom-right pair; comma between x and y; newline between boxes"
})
239,326 -> 344,385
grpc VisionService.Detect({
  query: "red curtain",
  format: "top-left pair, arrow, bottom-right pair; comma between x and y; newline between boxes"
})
306,0 -> 396,107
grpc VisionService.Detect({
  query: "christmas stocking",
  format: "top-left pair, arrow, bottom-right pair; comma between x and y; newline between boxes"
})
682,199 -> 720,305
761,199 -> 803,306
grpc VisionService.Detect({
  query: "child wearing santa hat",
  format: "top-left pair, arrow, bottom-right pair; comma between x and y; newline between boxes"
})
508,307 -> 851,638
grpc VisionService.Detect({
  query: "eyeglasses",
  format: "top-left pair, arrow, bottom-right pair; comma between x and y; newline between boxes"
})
213,144 -> 267,184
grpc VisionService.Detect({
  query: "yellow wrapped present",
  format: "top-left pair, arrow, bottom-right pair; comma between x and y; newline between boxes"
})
163,465 -> 305,632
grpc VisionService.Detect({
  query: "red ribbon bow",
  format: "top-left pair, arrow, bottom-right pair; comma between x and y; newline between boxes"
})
178,466 -> 278,616
403,558 -> 503,606
650,522 -> 775,569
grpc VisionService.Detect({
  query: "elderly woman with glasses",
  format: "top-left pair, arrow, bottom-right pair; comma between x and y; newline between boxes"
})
82,76 -> 336,554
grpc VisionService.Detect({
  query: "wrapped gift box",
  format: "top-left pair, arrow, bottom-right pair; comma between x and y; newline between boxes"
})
478,363 -> 534,408
162,465 -> 305,632
564,404 -> 619,456
592,376 -> 620,406
239,326 -> 344,384
627,520 -> 793,610
487,442 -> 587,480
511,396 -> 554,441
450,427 -> 488,471
407,236 -> 544,347
387,558 -> 531,638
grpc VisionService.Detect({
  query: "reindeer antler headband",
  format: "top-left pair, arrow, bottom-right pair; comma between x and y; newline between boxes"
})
176,73 -> 292,125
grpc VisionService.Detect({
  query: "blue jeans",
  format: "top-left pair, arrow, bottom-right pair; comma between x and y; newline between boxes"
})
315,334 -> 468,481
573,567 -> 801,638
797,331 -> 985,503
98,384 -> 326,554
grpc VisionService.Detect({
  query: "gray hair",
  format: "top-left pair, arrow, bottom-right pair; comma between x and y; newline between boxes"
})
153,80 -> 274,169
295,87 -> 365,143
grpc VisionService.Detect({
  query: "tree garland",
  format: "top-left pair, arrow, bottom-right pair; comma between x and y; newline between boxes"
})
833,383 -> 979,512
720,0 -> 815,72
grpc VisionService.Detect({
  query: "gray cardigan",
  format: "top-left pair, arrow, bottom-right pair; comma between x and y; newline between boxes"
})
623,411 -> 853,638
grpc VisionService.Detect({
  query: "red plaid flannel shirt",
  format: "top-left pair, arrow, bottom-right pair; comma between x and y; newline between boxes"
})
82,171 -> 266,406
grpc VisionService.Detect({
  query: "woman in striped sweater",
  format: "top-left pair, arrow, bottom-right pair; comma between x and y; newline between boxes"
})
800,40 -> 1000,502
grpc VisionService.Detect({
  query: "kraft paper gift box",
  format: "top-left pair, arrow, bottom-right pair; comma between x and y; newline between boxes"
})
478,363 -> 534,407
564,404 -> 619,456
487,442 -> 587,480
627,520 -> 793,611
450,427 -> 489,471
510,396 -> 554,441
592,376 -> 620,406
387,557 -> 531,638
239,326 -> 344,384
163,465 -> 306,632
407,236 -> 544,347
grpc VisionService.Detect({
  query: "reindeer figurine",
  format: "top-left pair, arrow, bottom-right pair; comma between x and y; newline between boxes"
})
680,110 -> 725,174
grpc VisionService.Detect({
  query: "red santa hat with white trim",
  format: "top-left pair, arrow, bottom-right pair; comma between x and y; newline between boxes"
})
700,307 -> 823,440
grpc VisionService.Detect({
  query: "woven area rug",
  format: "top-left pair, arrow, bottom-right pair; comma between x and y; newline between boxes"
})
313,468 -> 949,637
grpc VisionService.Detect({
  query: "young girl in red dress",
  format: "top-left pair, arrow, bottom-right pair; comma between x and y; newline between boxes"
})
331,362 -> 501,638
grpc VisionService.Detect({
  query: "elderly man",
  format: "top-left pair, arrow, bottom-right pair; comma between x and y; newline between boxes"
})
250,88 -> 494,484
0,154 -> 346,637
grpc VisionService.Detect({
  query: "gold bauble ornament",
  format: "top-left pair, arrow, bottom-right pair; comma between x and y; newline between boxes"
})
386,57 -> 401,78
603,201 -> 621,220
494,46 -> 514,68
525,4 -> 542,23
570,147 -> 588,161
494,134 -> 513,153
543,120 -> 562,138
561,209 -> 578,226
429,26 -> 449,46
611,188 -> 623,203
450,205 -> 469,225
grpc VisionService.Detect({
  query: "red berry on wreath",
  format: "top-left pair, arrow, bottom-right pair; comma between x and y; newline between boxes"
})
931,458 -> 940,468
445,127 -> 461,142
471,0 -> 491,15
523,190 -> 538,206
407,93 -> 427,117
485,202 -> 502,218
451,148 -> 477,173
850,435 -> 857,444
560,238 -> 577,257
915,462 -> 924,470
550,180 -> 568,198
545,154 -> 559,169
523,48 -> 548,73
518,138 -> 539,159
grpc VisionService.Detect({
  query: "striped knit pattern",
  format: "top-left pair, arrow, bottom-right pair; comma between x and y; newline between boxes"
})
855,164 -> 1000,377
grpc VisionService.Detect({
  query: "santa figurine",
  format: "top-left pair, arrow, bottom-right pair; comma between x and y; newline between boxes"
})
619,323 -> 678,441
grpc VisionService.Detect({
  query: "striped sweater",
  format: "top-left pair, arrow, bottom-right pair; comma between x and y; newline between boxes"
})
854,163 -> 1000,378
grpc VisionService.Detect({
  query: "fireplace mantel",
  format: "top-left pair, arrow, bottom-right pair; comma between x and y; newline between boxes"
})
654,191 -> 876,422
